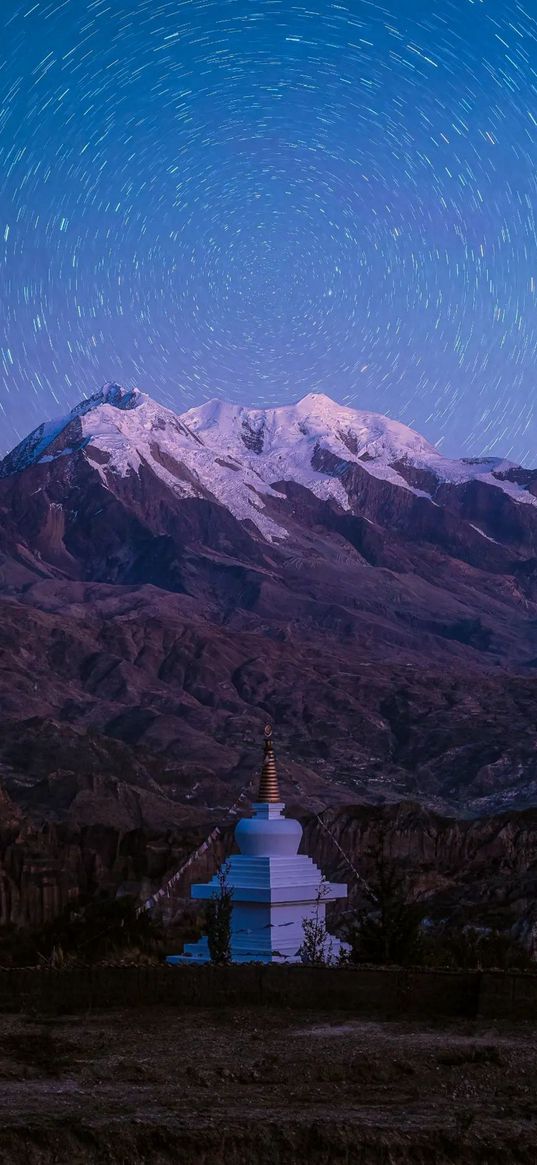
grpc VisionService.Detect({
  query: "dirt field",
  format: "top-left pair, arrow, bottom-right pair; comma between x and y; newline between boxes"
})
0,1007 -> 536,1163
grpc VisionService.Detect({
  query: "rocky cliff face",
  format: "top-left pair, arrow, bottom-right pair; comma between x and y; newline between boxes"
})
4,797 -> 537,938
301,802 -> 537,932
155,798 -> 537,947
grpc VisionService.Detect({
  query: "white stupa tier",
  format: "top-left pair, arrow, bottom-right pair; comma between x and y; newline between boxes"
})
167,728 -> 347,965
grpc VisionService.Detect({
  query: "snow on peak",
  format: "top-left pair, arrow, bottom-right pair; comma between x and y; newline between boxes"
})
181,391 -> 537,512
1,384 -> 535,540
181,392 -> 439,505
0,382 -> 178,482
183,392 -> 437,462
0,384 -> 290,542
73,382 -> 144,416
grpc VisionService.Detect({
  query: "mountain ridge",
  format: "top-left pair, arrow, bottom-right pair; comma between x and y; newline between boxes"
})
0,382 -> 522,485
1,383 -> 535,549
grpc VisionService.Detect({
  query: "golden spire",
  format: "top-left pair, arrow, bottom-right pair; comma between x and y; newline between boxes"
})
257,724 -> 281,803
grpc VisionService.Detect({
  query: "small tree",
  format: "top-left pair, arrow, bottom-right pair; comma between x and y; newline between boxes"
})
299,878 -> 334,966
349,853 -> 424,967
206,862 -> 233,965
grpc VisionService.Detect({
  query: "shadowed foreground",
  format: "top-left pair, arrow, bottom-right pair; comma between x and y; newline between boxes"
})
0,1007 -> 536,1163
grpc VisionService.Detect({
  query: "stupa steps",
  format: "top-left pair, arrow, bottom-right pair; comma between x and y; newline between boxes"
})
192,884 -> 346,903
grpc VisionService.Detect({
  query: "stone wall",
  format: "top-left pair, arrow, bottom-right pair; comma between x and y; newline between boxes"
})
1,964 -> 537,1020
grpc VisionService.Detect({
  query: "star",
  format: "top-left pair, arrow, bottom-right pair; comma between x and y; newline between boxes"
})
0,0 -> 536,464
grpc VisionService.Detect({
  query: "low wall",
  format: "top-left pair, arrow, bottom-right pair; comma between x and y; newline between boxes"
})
1,964 -> 537,1020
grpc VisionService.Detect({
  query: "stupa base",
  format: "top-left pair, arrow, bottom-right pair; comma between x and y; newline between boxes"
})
166,934 -> 349,965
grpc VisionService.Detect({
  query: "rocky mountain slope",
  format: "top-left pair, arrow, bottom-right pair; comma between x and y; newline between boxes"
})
1,381 -> 537,920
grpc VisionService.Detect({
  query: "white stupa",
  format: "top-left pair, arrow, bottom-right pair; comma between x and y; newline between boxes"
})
167,726 -> 347,964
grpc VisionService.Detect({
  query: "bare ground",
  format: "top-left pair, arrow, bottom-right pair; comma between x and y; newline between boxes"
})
0,1007 -> 536,1163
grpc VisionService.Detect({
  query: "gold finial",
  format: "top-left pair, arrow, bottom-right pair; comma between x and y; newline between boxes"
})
257,723 -> 281,803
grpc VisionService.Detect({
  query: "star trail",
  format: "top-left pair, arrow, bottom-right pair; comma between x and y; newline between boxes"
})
1,0 -> 537,461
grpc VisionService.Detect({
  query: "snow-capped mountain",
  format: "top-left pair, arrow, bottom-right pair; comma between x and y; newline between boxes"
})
0,383 -> 288,541
3,382 -> 537,825
1,384 -> 536,546
182,391 -> 493,481
182,390 -> 536,511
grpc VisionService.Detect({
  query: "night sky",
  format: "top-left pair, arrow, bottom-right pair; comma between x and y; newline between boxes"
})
1,1 -> 537,462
